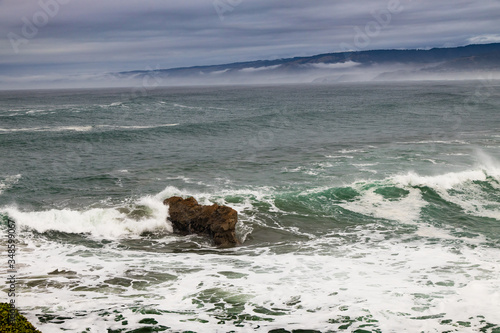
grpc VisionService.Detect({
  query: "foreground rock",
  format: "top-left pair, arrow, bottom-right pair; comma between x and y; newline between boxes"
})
164,196 -> 239,247
0,303 -> 42,333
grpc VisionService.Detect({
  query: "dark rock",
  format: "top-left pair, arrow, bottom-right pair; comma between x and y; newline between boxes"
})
164,196 -> 239,247
48,269 -> 77,275
0,302 -> 42,333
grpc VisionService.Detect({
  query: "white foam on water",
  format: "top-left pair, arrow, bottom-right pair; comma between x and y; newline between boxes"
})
2,226 -> 498,332
422,158 -> 439,164
438,180 -> 500,220
390,154 -> 500,220
0,124 -> 179,134
2,194 -> 172,238
123,124 -> 179,129
26,109 -> 47,114
316,162 -> 333,168
173,103 -> 202,110
157,185 -> 288,241
287,161 -> 337,177
0,126 -> 93,133
325,154 -> 354,159
1,177 -> 499,331
353,163 -> 379,174
339,148 -> 365,154
99,101 -> 124,108
325,152 -> 500,240
414,224 -> 487,244
165,175 -> 200,184
2,156 -> 500,331
0,174 -> 21,195
353,163 -> 379,167
96,124 -> 179,130
406,139 -> 470,145
392,169 -> 489,190
156,185 -> 279,215
339,186 -> 426,225
282,166 -> 321,174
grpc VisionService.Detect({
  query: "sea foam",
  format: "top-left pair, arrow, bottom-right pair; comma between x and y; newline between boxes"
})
0,174 -> 21,195
3,194 -> 171,238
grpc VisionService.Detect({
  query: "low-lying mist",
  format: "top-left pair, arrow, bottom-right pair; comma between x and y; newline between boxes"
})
2,63 -> 500,91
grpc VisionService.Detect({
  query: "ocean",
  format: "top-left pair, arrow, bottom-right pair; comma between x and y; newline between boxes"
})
1,81 -> 499,332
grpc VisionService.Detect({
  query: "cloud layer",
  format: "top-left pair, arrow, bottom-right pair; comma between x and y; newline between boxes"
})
0,0 -> 499,88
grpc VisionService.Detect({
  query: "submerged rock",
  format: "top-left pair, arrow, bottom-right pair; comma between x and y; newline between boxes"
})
48,269 -> 77,275
164,196 -> 239,247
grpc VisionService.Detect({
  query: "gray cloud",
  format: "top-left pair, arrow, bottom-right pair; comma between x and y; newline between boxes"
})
1,0 -> 499,88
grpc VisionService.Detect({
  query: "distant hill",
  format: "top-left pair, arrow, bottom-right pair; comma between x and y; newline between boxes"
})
115,43 -> 500,83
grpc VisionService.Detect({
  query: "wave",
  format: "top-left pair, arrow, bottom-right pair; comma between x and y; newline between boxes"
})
26,109 -> 52,114
0,174 -> 21,195
2,195 -> 171,238
168,159 -> 500,234
2,156 -> 499,242
0,106 -> 81,117
338,186 -> 425,225
404,139 -> 470,145
0,124 -> 179,134
392,169 -> 493,190
95,124 -> 179,130
0,181 -> 259,242
97,101 -> 125,108
0,126 -> 93,133
338,164 -> 500,224
173,103 -> 202,110
389,153 -> 500,220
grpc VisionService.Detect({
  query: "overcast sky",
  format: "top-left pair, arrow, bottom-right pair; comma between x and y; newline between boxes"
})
1,0 -> 500,85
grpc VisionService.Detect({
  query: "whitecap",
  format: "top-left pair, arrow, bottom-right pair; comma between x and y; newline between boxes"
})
0,174 -> 21,195
0,126 -> 93,133
2,194 -> 172,239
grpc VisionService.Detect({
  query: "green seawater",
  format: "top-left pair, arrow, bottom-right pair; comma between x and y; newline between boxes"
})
1,82 -> 500,332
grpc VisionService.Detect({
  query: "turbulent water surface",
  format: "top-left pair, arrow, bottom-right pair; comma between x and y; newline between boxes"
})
1,82 -> 500,332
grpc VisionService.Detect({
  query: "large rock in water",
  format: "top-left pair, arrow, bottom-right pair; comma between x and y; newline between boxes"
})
164,196 -> 239,247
